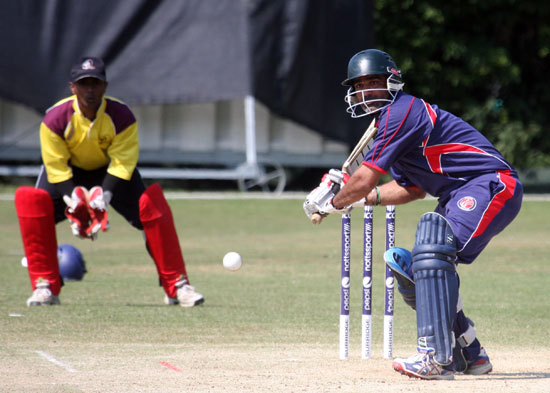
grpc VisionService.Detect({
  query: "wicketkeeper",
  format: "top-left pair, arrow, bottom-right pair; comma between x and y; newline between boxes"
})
15,57 -> 204,308
304,49 -> 523,379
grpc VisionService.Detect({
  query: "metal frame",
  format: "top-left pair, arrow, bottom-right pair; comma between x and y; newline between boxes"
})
0,95 -> 287,193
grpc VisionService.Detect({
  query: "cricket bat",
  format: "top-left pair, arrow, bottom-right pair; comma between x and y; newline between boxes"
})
311,117 -> 378,225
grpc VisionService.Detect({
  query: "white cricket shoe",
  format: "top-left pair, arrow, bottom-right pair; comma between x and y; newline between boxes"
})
164,279 -> 204,307
26,280 -> 60,306
393,346 -> 455,380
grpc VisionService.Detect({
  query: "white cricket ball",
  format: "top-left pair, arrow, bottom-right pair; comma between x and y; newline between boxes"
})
21,256 -> 28,267
223,252 -> 242,271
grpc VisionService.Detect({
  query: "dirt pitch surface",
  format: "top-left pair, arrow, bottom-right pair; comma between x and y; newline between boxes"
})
3,344 -> 549,392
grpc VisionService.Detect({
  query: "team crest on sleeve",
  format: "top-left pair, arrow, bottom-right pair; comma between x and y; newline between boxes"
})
457,196 -> 477,211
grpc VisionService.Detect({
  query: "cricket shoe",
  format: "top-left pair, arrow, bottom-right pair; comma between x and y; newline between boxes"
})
393,347 -> 455,380
463,347 -> 493,375
26,280 -> 60,306
164,280 -> 204,307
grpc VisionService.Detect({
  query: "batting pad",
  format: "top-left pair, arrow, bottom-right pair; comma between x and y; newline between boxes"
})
15,187 -> 61,294
412,212 -> 459,366
139,184 -> 188,298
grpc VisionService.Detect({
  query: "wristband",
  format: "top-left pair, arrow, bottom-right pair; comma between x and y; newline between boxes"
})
375,186 -> 381,206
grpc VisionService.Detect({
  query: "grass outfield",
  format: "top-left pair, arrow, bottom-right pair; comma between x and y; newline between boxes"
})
0,195 -> 548,392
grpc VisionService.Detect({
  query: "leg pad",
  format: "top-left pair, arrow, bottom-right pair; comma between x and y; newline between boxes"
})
15,187 -> 61,294
412,212 -> 459,365
139,184 -> 188,298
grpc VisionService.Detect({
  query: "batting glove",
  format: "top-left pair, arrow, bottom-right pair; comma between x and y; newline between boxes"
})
327,169 -> 350,190
316,198 -> 353,216
86,186 -> 111,238
303,172 -> 334,219
63,186 -> 92,239
303,169 -> 352,219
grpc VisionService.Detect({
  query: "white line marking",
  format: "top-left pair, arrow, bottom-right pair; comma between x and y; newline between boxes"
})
36,351 -> 77,373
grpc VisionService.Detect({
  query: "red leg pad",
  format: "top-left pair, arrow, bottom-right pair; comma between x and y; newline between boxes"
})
15,187 -> 61,294
139,184 -> 189,298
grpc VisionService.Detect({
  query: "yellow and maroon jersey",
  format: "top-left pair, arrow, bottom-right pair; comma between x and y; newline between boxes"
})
40,95 -> 138,183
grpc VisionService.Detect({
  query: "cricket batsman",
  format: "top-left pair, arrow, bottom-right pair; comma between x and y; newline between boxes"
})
15,57 -> 204,308
304,49 -> 522,379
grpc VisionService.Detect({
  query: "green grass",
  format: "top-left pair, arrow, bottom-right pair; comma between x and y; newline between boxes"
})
0,196 -> 548,359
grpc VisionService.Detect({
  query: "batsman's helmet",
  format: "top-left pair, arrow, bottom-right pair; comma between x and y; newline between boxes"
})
58,244 -> 87,281
342,49 -> 404,117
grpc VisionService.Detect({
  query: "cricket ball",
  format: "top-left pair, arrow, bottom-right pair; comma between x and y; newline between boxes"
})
223,252 -> 242,271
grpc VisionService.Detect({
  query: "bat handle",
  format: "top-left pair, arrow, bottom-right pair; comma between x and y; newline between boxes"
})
311,213 -> 324,225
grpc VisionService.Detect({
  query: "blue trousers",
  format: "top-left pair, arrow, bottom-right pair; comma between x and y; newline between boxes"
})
436,171 -> 522,359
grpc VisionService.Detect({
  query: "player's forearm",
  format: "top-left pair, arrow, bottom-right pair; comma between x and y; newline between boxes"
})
332,166 -> 381,209
53,179 -> 76,197
332,182 -> 369,209
334,175 -> 425,208
369,181 -> 426,206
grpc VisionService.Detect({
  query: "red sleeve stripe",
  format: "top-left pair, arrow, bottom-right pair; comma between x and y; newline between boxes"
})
370,97 -> 416,165
362,161 -> 387,174
471,170 -> 517,238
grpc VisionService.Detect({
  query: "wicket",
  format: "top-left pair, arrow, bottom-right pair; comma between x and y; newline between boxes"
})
339,205 -> 395,360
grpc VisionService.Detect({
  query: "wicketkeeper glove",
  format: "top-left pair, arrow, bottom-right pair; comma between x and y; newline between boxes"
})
63,186 -> 92,239
86,186 -> 111,238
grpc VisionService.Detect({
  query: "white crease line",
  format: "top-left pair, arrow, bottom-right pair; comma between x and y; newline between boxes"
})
36,350 -> 77,373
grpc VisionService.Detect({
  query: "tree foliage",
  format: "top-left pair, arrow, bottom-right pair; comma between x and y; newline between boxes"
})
374,0 -> 550,169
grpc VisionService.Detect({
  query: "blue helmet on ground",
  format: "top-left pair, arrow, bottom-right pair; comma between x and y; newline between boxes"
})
57,244 -> 87,281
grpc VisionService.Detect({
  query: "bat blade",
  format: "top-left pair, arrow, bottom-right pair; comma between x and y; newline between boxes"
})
341,117 -> 377,175
310,118 -> 378,225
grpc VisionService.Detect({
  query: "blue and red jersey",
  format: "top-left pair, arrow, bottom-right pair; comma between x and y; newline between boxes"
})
363,92 -> 518,201
363,92 -> 522,263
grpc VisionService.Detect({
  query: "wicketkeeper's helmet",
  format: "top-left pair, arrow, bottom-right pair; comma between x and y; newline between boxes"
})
342,49 -> 404,117
58,244 -> 87,281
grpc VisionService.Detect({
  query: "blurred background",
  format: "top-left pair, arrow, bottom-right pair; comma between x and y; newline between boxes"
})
0,0 -> 548,193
